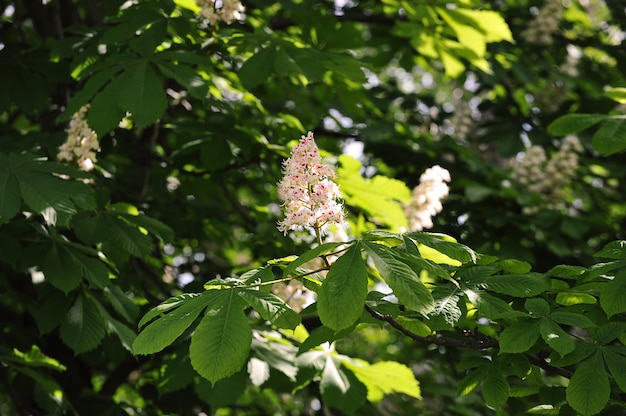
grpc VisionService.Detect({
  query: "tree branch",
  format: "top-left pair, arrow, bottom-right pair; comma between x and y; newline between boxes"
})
363,304 -> 574,379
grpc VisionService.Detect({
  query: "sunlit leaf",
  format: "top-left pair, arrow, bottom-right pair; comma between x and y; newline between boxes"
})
318,242 -> 368,331
189,290 -> 252,384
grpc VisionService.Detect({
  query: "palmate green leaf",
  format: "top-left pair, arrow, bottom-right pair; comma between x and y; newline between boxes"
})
498,321 -> 541,354
94,300 -> 136,352
343,359 -> 421,402
189,290 -> 252,385
592,322 -> 626,346
320,356 -> 367,415
117,61 -> 167,128
115,211 -> 174,243
133,291 -> 215,355
540,318 -> 575,357
602,349 -> 626,393
237,289 -> 301,330
592,117 -> 626,156
0,153 -> 96,224
60,292 -> 106,354
103,285 -> 139,324
238,46 -> 277,89
364,241 -> 434,314
482,367 -> 509,408
88,74 -> 128,135
600,271 -> 626,317
73,212 -> 152,257
566,351 -> 610,416
156,61 -> 209,99
40,241 -> 110,293
466,273 -> 550,297
318,243 -> 368,331
337,155 -> 411,231
547,113 -> 609,136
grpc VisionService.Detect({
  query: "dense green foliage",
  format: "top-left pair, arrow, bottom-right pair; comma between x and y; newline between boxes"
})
2,0 -> 626,414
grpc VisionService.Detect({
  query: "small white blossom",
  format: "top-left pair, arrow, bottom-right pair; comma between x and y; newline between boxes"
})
510,135 -> 583,212
196,0 -> 244,25
58,104 -> 100,172
404,165 -> 451,231
277,132 -> 346,235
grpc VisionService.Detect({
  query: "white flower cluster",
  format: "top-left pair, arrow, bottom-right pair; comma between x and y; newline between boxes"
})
403,165 -> 451,231
58,104 -> 100,172
521,0 -> 563,45
277,132 -> 346,235
511,135 -> 583,212
196,0 -> 244,25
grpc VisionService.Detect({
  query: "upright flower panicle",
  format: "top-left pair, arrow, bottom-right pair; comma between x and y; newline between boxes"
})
277,132 -> 346,235
404,165 -> 451,231
58,104 -> 100,172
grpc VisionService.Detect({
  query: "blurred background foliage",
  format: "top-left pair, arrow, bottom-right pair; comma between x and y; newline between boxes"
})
1,0 -> 626,414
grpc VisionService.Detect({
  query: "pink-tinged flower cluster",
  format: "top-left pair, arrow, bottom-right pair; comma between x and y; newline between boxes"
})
404,165 -> 451,231
196,0 -> 244,25
277,132 -> 346,235
58,104 -> 100,172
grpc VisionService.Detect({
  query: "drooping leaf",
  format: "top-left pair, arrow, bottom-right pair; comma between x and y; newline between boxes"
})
540,318 -> 575,357
237,289 -> 301,329
602,349 -> 626,393
36,239 -> 109,293
318,242 -> 368,331
482,367 -> 509,408
103,285 -> 139,324
238,46 -> 277,89
566,351 -> 610,416
0,153 -> 96,224
364,241 -> 434,314
498,321 -> 541,354
59,292 -> 106,354
117,61 -> 167,128
189,290 -> 252,384
343,359 -> 421,402
133,291 -> 214,355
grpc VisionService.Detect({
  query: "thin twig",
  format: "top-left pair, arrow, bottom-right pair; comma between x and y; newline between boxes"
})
363,304 -> 574,379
